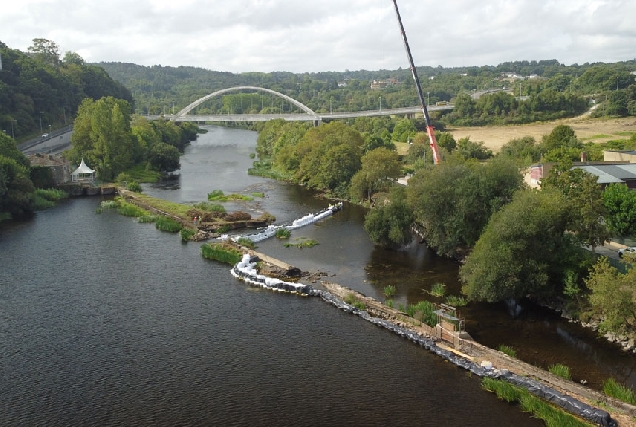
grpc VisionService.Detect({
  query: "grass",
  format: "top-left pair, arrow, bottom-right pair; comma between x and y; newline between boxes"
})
498,345 -> 517,358
275,228 -> 291,239
207,190 -> 253,202
101,200 -> 119,209
119,165 -> 162,183
237,237 -> 256,249
385,299 -> 394,308
127,193 -> 191,217
117,200 -> 148,217
586,134 -> 613,140
251,192 -> 265,198
344,293 -> 366,311
406,300 -> 437,327
548,363 -> 571,380
603,378 -> 636,405
155,216 -> 182,233
284,238 -> 319,248
32,188 -> 69,210
138,215 -> 158,223
383,285 -> 396,299
428,282 -> 446,298
201,242 -> 243,265
445,295 -> 467,307
192,201 -> 226,213
482,378 -> 594,427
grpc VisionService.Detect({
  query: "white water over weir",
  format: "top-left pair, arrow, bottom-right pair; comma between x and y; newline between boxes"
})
222,202 -> 343,243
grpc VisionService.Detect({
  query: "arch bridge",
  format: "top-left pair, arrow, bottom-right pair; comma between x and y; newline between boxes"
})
154,86 -> 452,123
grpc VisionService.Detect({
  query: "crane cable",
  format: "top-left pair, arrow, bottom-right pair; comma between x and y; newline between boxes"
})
391,0 -> 441,164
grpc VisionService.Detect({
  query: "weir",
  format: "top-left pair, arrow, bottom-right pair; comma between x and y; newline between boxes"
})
227,246 -> 618,427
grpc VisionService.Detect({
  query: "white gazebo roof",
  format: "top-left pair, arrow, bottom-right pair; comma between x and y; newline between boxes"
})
72,159 -> 95,176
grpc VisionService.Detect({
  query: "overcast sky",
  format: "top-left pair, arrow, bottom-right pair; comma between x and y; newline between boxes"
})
2,0 -> 635,73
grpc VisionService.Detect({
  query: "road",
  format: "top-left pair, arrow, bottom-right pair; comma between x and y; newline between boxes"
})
18,126 -> 73,155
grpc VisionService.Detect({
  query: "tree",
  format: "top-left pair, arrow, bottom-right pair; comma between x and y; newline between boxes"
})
67,97 -> 135,181
0,132 -> 34,218
455,137 -> 493,160
541,161 -> 609,251
539,124 -> 582,157
603,183 -> 636,237
392,118 -> 417,142
27,38 -> 60,67
149,142 -> 180,173
586,257 -> 636,334
499,136 -> 541,164
460,189 -> 584,302
406,157 -> 523,257
350,147 -> 401,202
364,186 -> 414,248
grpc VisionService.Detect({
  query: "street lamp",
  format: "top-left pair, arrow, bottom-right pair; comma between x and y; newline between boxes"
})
10,119 -> 16,139
39,115 -> 43,133
330,98 -> 332,114
48,124 -> 51,137
379,96 -> 382,113
427,91 -> 430,106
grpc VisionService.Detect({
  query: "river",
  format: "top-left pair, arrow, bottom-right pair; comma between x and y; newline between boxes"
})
0,124 -> 626,425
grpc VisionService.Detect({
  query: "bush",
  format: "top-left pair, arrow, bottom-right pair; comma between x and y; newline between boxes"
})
180,228 -> 195,242
201,242 -> 243,265
32,189 -> 69,210
138,215 -> 158,223
101,200 -> 119,209
155,216 -> 182,233
429,282 -> 446,297
127,180 -> 142,193
406,301 -> 437,327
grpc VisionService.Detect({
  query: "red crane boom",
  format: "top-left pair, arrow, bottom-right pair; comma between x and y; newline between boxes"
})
391,0 -> 441,164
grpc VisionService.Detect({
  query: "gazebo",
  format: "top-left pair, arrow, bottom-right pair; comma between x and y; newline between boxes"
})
71,159 -> 95,183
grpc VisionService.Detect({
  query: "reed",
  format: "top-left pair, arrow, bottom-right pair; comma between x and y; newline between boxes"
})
117,201 -> 148,217
497,345 -> 516,358
180,228 -> 195,242
429,282 -> 446,297
275,228 -> 291,239
603,378 -> 636,405
445,295 -> 467,307
548,363 -> 571,380
237,237 -> 255,249
383,285 -> 396,299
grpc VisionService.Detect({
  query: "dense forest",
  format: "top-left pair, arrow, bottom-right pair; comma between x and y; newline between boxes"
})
0,39 -> 133,141
96,59 -> 636,125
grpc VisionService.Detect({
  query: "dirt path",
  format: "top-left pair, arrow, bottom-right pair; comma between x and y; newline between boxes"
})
447,116 -> 636,152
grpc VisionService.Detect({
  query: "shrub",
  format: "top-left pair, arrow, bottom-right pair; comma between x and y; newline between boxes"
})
127,180 -> 142,193
180,228 -> 195,242
101,200 -> 119,209
32,188 -> 69,210
603,378 -> 636,405
155,216 -> 182,233
385,299 -> 394,308
548,364 -> 571,380
497,345 -> 516,358
201,242 -> 243,265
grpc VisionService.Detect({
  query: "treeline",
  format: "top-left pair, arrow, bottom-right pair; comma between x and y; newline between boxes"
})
96,59 -> 636,123
0,39 -> 132,140
253,116 -> 636,337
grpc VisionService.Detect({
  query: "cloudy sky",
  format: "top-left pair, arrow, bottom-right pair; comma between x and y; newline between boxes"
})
2,0 -> 635,73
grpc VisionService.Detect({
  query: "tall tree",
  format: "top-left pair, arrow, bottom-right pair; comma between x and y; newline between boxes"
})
349,147 -> 401,202
603,183 -> 636,237
460,188 -> 584,302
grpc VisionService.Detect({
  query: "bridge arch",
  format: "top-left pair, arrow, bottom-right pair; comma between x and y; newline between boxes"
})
174,86 -> 319,119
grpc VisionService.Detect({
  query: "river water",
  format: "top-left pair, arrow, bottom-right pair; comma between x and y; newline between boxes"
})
0,124 -> 625,425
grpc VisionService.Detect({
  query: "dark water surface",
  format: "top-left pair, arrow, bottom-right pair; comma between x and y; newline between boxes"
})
0,124 -> 617,425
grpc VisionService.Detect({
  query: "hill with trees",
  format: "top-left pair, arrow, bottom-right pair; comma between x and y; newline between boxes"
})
0,39 -> 133,141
